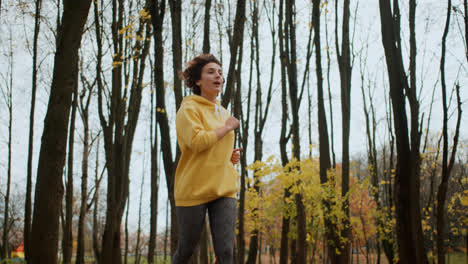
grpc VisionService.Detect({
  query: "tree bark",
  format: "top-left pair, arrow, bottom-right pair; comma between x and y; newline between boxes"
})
221,0 -> 246,108
278,0 -> 290,263
148,1 -> 165,263
202,0 -> 212,53
62,77 -> 78,264
25,0 -> 43,261
246,0 -> 276,261
164,198 -> 169,262
76,66 -> 94,264
312,0 -> 339,262
335,0 -> 352,261
325,6 -> 336,167
168,0 -> 183,110
464,0 -> 467,63
147,17 -> 160,264
436,2 -> 462,263
29,1 -> 91,263
93,137 -> 102,262
284,0 -> 306,262
378,0 -> 427,262
124,198 -> 129,264
135,170 -> 145,264
1,37 -> 13,260
150,0 -> 180,255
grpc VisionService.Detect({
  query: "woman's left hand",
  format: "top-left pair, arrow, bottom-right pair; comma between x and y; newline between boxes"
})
231,148 -> 242,165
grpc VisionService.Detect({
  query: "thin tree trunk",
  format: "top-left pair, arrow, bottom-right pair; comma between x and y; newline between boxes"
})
381,93 -> 396,262
1,37 -> 13,260
30,1 -> 92,263
245,0 -> 261,260
164,198 -> 169,262
150,0 -> 178,255
124,198 -> 129,264
221,0 -> 246,108
202,0 -> 211,53
135,168 -> 145,264
232,16 -> 248,263
360,46 -> 383,264
436,2 -> 462,263
76,67 -> 94,264
464,0 -> 467,63
335,0 -> 352,261
62,76 -> 78,264
25,0 -> 42,261
93,137 -> 102,262
147,16 -> 162,260
278,0 -> 290,263
325,6 -> 336,167
241,3 -> 260,263
312,0 -> 339,262
284,0 -> 306,262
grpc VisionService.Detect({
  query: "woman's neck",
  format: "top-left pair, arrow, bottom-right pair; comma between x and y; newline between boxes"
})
200,92 -> 217,103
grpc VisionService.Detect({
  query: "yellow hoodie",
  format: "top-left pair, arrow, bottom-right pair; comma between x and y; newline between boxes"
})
175,95 -> 239,206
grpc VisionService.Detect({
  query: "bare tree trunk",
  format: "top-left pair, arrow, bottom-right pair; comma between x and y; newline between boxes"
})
164,198 -> 169,262
335,0 -> 352,261
135,169 -> 145,264
168,0 -> 183,110
312,0 -> 339,262
278,0 -> 290,262
76,65 -> 94,264
124,198 -> 129,264
97,0 -> 152,262
221,0 -> 246,108
436,2 -> 462,263
1,36 -> 13,260
381,92 -> 396,262
202,0 -> 212,53
30,1 -> 92,263
464,0 -> 467,63
240,3 -> 258,263
93,137 -> 102,262
147,13 -> 162,259
246,0 -> 275,261
378,0 -> 427,262
360,44 -> 384,264
150,0 -> 179,255
62,77 -> 78,264
25,0 -> 43,261
284,1 -> 306,262
325,7 -> 336,167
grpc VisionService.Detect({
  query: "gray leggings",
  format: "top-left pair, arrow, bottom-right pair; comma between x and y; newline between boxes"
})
172,197 -> 237,264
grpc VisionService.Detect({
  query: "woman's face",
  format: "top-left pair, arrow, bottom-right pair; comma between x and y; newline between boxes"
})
196,62 -> 224,98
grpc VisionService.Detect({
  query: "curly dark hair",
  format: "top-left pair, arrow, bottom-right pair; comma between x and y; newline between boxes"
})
181,54 -> 222,95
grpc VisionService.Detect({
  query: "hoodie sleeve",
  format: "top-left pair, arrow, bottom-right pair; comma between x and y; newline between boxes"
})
176,105 -> 218,153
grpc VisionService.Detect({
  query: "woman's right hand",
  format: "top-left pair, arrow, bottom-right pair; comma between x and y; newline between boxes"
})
225,116 -> 240,131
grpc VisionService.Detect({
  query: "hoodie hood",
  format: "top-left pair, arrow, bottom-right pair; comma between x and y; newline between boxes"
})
181,95 -> 225,118
181,95 -> 220,106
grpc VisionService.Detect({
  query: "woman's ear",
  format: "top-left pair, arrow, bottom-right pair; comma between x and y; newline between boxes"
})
195,80 -> 201,87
